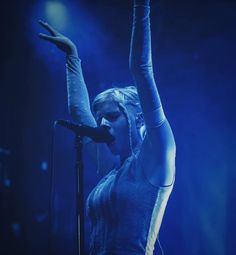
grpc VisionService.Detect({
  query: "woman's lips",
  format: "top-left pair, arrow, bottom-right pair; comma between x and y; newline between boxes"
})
107,131 -> 115,144
107,134 -> 115,147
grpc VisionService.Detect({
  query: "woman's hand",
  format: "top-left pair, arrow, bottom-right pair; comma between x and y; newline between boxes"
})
39,20 -> 78,56
134,0 -> 150,5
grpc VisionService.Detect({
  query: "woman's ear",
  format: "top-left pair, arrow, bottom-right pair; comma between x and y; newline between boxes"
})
135,112 -> 144,129
135,112 -> 146,139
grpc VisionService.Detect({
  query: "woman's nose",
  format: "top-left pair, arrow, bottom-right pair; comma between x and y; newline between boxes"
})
100,117 -> 110,127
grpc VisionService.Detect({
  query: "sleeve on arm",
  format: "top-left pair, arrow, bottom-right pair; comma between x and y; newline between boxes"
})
66,55 -> 97,127
144,106 -> 166,128
130,1 -> 166,128
66,55 -> 119,173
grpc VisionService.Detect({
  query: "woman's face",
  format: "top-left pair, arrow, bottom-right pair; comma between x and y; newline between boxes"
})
95,100 -> 139,159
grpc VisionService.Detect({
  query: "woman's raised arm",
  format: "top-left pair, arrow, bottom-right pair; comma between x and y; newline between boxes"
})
129,1 -> 176,186
39,21 -> 118,174
39,20 -> 96,127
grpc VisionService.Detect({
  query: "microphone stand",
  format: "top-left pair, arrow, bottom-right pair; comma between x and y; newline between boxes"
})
55,120 -> 114,255
75,135 -> 84,255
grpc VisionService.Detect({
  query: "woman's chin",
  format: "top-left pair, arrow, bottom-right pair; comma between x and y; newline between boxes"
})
107,142 -> 119,155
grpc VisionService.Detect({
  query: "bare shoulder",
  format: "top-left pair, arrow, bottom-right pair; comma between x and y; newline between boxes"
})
137,120 -> 176,187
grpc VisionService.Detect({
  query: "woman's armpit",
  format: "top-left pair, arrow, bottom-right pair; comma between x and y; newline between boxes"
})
137,123 -> 176,187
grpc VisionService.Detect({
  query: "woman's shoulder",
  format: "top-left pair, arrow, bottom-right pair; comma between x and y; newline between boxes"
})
136,120 -> 176,187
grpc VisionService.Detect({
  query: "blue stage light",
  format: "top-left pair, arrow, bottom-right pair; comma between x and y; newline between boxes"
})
40,161 -> 48,171
4,179 -> 11,187
44,1 -> 68,31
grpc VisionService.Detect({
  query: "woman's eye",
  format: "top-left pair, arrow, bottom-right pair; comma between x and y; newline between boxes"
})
97,118 -> 102,125
107,114 -> 119,122
96,113 -> 120,125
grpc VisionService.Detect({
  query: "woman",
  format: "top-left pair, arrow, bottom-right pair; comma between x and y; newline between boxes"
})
39,0 -> 176,254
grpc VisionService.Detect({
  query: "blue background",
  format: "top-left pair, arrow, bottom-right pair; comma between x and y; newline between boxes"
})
0,0 -> 235,254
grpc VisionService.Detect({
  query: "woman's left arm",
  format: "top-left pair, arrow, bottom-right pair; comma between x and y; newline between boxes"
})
129,0 -> 176,186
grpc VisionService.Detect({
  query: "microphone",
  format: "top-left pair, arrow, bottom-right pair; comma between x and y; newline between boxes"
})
55,120 -> 115,143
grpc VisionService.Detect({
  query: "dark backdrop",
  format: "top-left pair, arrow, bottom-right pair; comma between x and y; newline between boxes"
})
0,0 -> 235,254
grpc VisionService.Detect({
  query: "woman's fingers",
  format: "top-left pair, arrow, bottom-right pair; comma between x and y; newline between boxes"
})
39,33 -> 58,43
39,20 -> 60,36
39,21 -> 77,55
39,33 -> 73,53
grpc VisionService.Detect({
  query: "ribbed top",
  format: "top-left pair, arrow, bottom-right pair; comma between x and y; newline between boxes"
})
87,153 -> 173,255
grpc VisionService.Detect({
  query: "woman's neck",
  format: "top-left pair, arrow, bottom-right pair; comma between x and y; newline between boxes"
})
119,139 -> 142,166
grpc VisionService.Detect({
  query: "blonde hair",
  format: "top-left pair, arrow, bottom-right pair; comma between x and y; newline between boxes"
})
92,86 -> 142,113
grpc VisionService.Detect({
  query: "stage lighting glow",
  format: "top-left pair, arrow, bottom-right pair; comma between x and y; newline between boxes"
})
4,179 -> 11,187
45,1 -> 68,30
40,161 -> 48,171
11,223 -> 21,238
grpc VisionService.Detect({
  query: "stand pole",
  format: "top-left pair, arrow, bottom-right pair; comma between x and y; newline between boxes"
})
75,135 -> 84,255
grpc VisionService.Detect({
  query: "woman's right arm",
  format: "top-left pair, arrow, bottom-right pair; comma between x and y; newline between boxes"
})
66,53 -> 97,127
66,55 -> 119,174
39,20 -> 96,126
39,21 -> 118,174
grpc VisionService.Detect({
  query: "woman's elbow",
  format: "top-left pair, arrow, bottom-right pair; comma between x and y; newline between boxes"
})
129,60 -> 153,77
69,106 -> 80,121
69,106 -> 96,127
